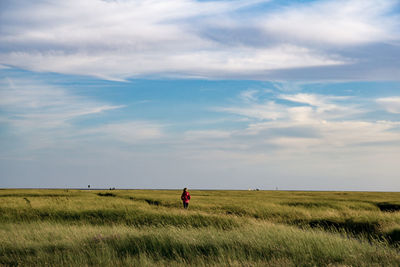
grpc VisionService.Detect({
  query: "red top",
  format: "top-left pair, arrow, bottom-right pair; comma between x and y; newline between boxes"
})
181,191 -> 191,203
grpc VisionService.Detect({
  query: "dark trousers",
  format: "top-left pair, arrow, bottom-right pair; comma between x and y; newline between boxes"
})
183,202 -> 189,209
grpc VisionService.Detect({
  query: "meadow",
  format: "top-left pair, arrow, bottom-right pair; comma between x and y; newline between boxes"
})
0,189 -> 399,266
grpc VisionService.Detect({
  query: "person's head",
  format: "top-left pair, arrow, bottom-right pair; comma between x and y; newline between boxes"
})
183,188 -> 187,192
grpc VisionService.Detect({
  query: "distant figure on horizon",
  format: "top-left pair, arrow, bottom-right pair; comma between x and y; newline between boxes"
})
181,188 -> 191,209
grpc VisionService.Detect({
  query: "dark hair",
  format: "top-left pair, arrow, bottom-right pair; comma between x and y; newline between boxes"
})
183,188 -> 187,191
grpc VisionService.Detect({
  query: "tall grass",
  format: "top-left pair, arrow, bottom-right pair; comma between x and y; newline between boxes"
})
1,222 -> 399,266
1,189 -> 399,266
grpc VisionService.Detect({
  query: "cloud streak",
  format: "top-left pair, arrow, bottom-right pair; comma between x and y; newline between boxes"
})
0,78 -> 124,128
262,0 -> 399,46
376,97 -> 400,114
0,77 -> 164,150
207,90 -> 400,156
1,0 -> 399,80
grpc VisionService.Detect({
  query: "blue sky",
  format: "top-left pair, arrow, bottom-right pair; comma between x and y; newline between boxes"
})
1,0 -> 400,190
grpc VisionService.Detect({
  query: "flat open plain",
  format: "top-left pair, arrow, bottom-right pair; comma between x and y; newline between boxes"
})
1,189 -> 399,266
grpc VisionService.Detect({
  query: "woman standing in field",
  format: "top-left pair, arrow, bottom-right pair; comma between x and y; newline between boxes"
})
181,188 -> 191,209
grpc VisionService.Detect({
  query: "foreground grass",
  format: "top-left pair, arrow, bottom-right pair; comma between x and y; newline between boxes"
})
1,222 -> 399,266
0,189 -> 399,266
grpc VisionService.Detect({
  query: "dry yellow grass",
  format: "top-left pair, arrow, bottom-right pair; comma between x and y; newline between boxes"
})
1,189 -> 399,266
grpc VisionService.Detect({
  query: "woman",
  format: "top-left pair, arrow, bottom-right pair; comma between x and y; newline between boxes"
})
181,188 -> 191,209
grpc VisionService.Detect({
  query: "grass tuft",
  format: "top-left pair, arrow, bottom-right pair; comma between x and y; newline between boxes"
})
376,202 -> 400,212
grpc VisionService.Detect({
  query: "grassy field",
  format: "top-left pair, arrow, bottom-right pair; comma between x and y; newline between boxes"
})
1,189 -> 399,266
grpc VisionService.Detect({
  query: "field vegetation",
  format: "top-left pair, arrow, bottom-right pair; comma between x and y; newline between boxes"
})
1,189 -> 399,266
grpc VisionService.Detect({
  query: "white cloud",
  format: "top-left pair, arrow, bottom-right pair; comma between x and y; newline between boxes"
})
250,119 -> 400,151
6,0 -> 398,80
0,45 -> 345,81
286,106 -> 316,124
262,0 -> 399,46
376,97 -> 400,113
0,78 -> 165,149
0,78 -> 124,129
216,92 -> 359,124
279,93 -> 356,117
213,91 -> 400,154
280,93 -> 339,107
239,90 -> 259,103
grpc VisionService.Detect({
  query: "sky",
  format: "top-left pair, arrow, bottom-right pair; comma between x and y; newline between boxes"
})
1,0 -> 400,190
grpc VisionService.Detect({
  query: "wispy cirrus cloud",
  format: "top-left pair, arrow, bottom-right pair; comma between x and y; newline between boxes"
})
0,45 -> 345,81
216,101 -> 285,121
0,78 -> 124,129
206,89 -> 400,155
278,93 -> 361,119
262,0 -> 399,46
0,78 -> 164,150
1,0 -> 399,80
